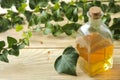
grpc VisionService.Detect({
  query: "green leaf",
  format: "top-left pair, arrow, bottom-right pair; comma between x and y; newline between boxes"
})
60,1 -> 67,12
29,17 -> 35,26
14,0 -> 27,10
24,11 -> 33,22
18,3 -> 27,13
40,11 -> 52,23
44,22 -> 54,35
7,36 -> 17,48
62,23 -> 81,35
102,14 -> 111,26
0,41 -> 5,48
9,48 -> 19,56
53,3 -> 60,10
73,8 -> 78,22
1,0 -> 14,8
0,49 -> 9,63
108,0 -> 120,13
29,0 -> 37,9
113,33 -> 120,40
93,1 -> 101,7
28,31 -> 33,38
52,24 -> 63,36
28,14 -> 39,26
52,9 -> 64,21
8,44 -> 20,56
23,38 -> 29,46
18,43 -> 25,49
54,46 -> 79,75
101,4 -> 108,12
110,18 -> 120,30
22,31 -> 32,39
29,0 -> 49,9
7,10 -> 24,26
65,5 -> 76,21
15,24 -> 23,32
110,18 -> 120,40
0,17 -> 11,32
82,3 -> 91,22
76,1 -> 84,8
50,0 -> 59,4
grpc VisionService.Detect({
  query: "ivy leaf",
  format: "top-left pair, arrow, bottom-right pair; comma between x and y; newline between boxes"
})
76,1 -> 84,8
93,1 -> 101,7
28,16 -> 35,26
0,17 -> 11,32
8,45 -> 19,56
108,0 -> 120,13
0,49 -> 9,63
60,1 -> 68,12
12,16 -> 24,25
54,46 -> 79,75
29,0 -> 49,9
40,11 -> 52,23
27,31 -> 33,38
0,0 -> 14,8
44,22 -> 54,35
22,31 -> 32,39
29,0 -> 37,9
65,5 -> 78,22
0,41 -> 5,48
7,36 -> 17,48
7,10 -> 24,26
110,18 -> 120,30
29,14 -> 39,26
50,0 -> 59,4
18,3 -> 27,13
52,9 -> 64,21
110,18 -> 120,40
73,8 -> 78,22
15,24 -> 23,32
14,0 -> 27,10
102,14 -> 111,26
52,24 -> 63,36
18,43 -> 25,49
53,3 -> 60,10
82,4 -> 89,22
62,23 -> 81,35
101,4 -> 108,12
24,11 -> 33,22
22,38 -> 29,46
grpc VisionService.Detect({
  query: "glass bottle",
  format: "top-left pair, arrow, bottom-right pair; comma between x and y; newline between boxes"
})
76,6 -> 114,76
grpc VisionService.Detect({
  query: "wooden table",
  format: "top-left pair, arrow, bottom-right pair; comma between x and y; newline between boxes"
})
0,29 -> 120,80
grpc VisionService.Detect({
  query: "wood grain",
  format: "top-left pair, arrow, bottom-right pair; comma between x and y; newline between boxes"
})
0,29 -> 120,49
0,49 -> 119,80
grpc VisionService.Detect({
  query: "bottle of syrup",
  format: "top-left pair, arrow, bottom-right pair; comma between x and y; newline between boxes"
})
76,6 -> 114,76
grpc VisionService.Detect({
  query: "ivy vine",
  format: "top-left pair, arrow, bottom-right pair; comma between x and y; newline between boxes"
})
0,0 -> 120,62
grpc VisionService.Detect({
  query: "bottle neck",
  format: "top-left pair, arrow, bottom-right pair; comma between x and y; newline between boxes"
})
89,18 -> 101,29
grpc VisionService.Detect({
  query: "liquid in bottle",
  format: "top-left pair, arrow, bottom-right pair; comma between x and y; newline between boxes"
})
76,6 -> 114,76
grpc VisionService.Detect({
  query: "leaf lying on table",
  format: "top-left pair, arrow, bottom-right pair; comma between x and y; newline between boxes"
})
54,46 -> 79,76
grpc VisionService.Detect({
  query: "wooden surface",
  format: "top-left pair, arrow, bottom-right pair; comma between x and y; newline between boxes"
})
0,29 -> 120,80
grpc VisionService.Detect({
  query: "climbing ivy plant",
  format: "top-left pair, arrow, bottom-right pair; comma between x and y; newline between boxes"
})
0,0 -> 120,62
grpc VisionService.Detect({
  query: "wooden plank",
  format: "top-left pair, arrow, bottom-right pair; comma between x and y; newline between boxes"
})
0,29 -> 120,48
0,48 -> 119,80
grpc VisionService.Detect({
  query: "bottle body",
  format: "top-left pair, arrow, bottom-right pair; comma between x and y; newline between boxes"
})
76,21 -> 114,76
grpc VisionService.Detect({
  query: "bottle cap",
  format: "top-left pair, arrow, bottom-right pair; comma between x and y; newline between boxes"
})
89,6 -> 102,19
